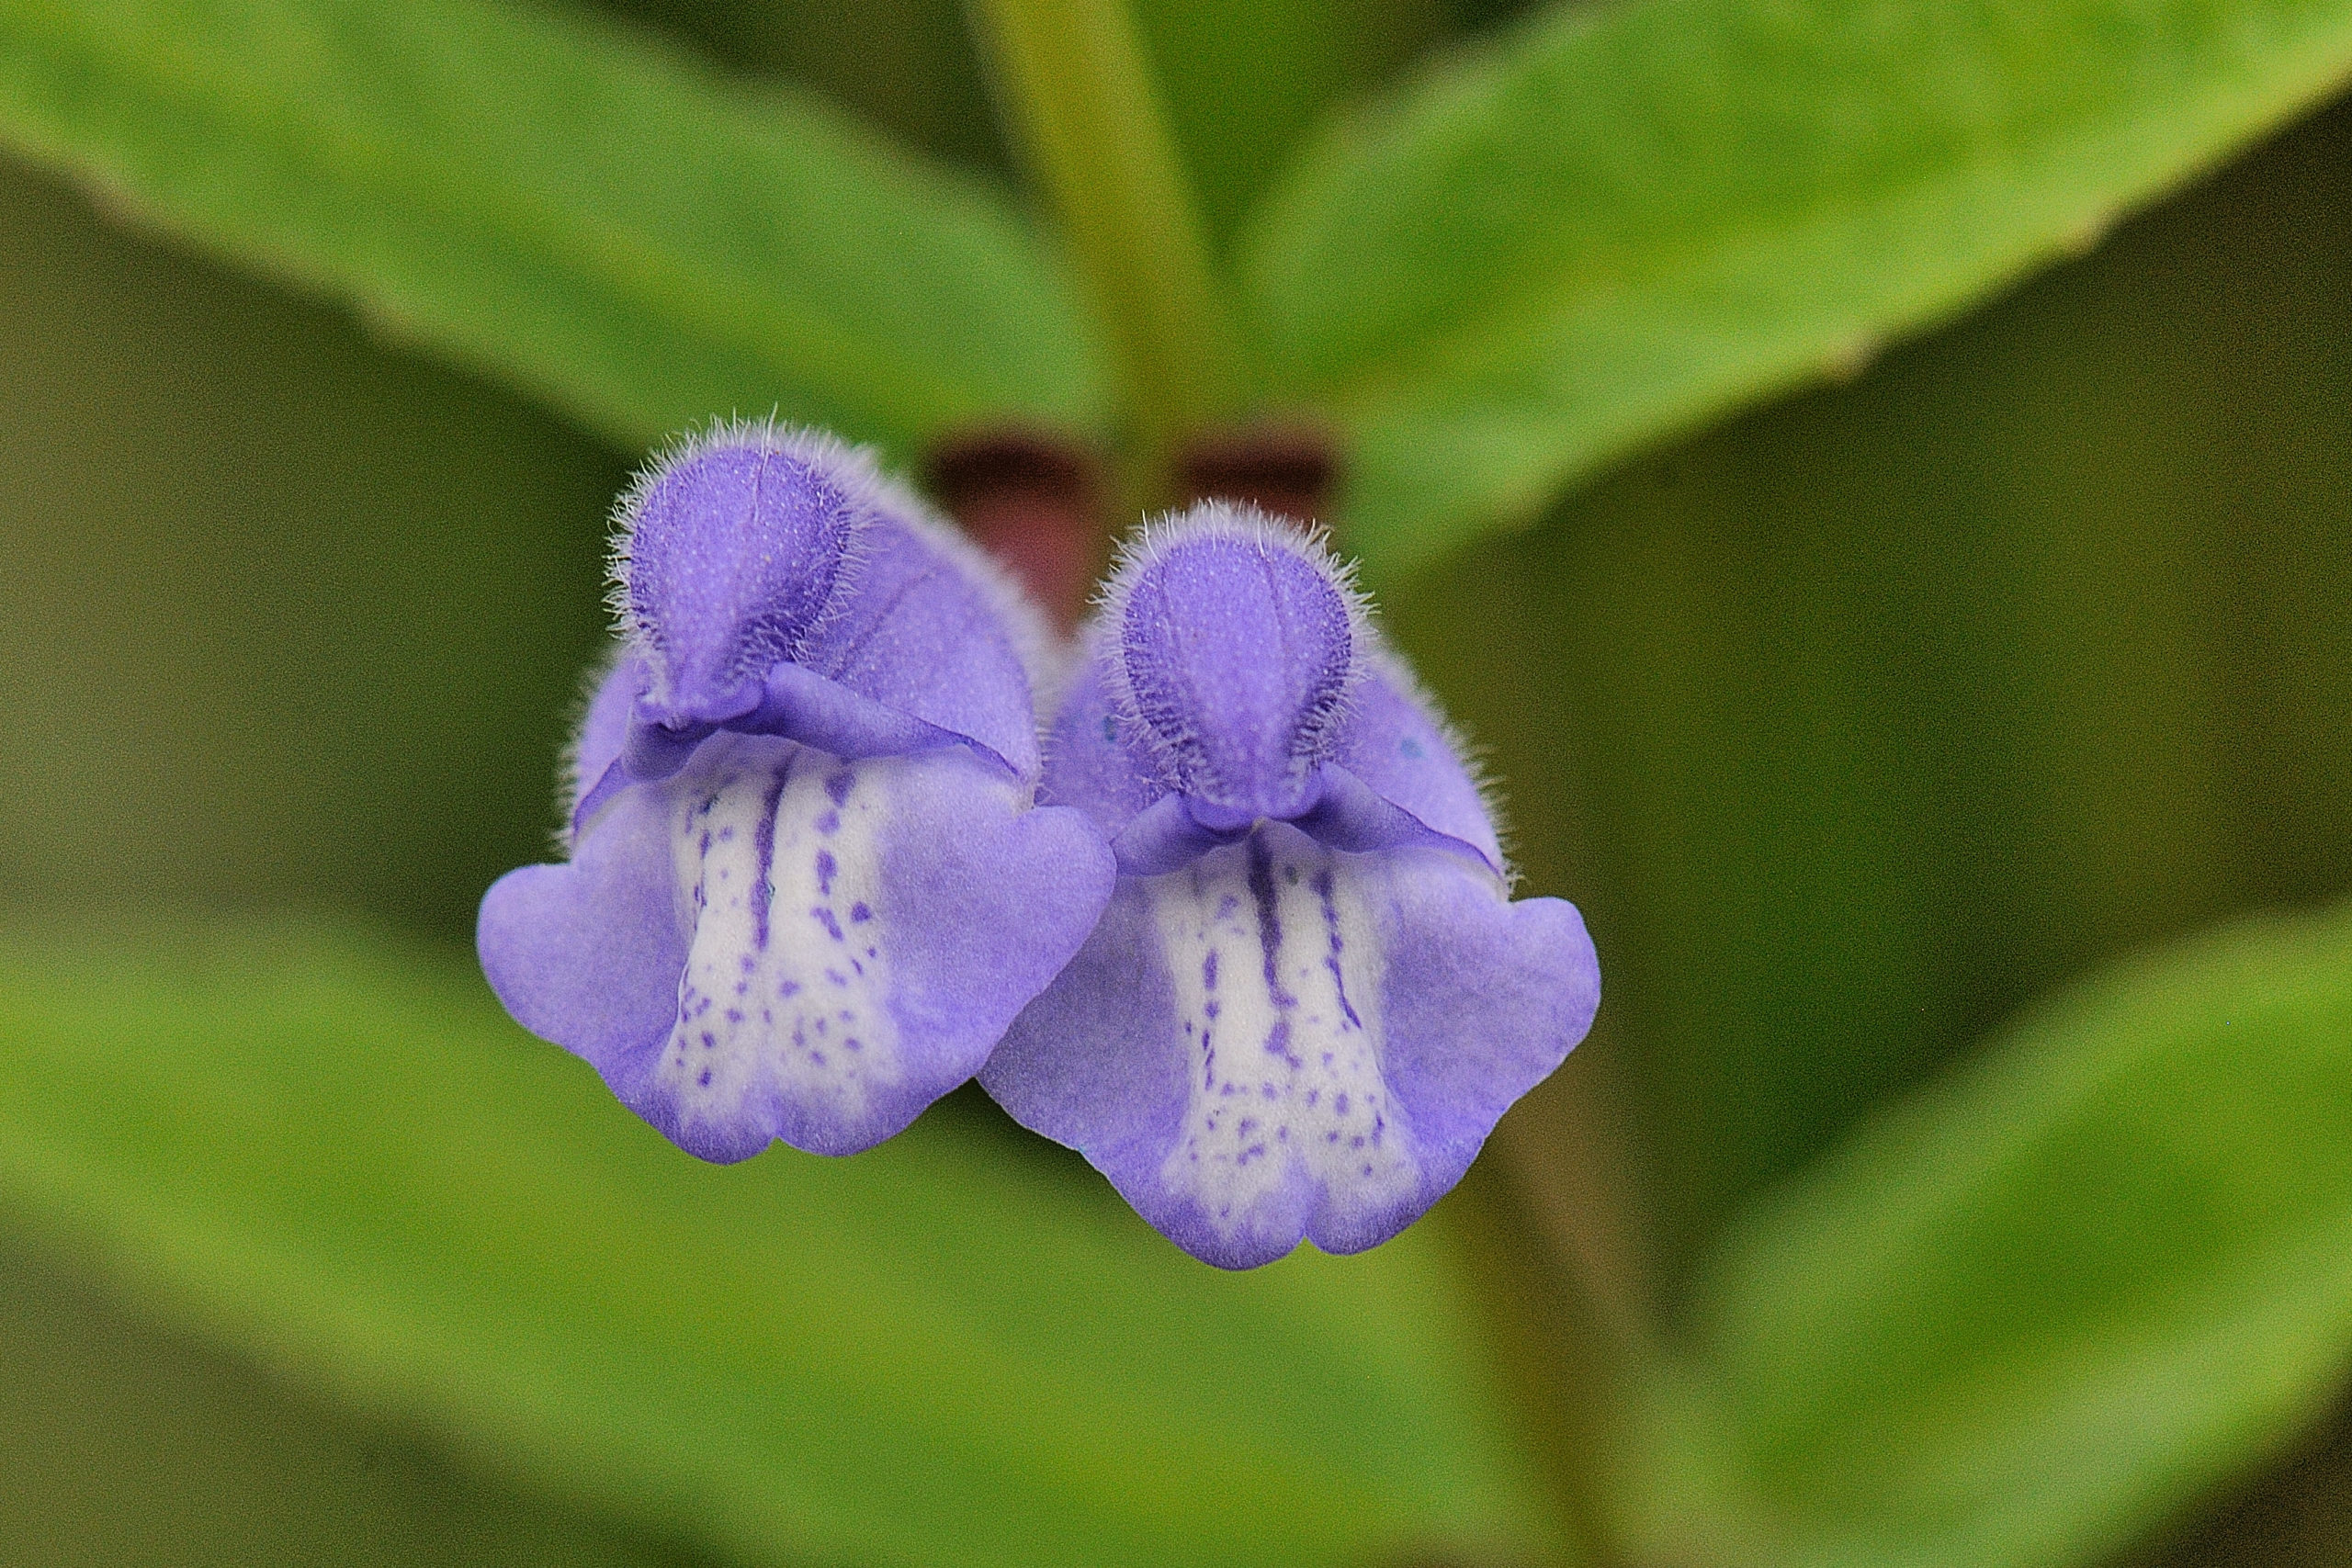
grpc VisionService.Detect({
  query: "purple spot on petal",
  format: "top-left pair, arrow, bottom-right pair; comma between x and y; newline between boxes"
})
850,902 -> 872,923
816,809 -> 841,836
825,769 -> 854,807
813,905 -> 843,941
815,849 -> 837,897
698,1069 -> 712,1087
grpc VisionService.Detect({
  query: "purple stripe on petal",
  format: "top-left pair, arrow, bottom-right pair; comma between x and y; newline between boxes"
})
749,753 -> 789,953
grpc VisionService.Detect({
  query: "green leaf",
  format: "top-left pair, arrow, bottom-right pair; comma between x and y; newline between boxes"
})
0,1229 -> 689,1568
1243,0 -> 2352,578
0,0 -> 1105,459
0,921 -> 1552,1568
1375,90 -> 2352,1292
1628,900 -> 2352,1568
1126,0 -> 1444,250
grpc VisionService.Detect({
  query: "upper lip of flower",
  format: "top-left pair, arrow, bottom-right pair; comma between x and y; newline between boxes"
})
639,680 -> 763,733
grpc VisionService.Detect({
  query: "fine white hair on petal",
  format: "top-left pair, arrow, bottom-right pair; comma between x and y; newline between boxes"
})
601,417 -> 881,693
1092,501 -> 1375,794
605,416 -> 879,692
1359,642 -> 1521,891
604,416 -> 1061,716
552,636 -> 633,855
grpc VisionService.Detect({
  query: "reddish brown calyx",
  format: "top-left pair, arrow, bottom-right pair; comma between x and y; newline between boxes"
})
1177,425 -> 1338,525
925,431 -> 1106,633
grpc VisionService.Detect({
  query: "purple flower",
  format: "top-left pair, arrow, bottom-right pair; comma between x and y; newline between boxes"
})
479,424 -> 1115,1160
980,506 -> 1599,1268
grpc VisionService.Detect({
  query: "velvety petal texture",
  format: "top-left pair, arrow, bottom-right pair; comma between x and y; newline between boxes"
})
983,506 -> 1598,1268
481,424 -> 1114,1160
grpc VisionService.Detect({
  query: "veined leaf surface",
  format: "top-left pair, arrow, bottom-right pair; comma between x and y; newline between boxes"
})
0,0 -> 1105,458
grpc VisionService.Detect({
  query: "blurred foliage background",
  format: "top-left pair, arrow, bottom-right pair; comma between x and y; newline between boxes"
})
3,0 -> 2352,1564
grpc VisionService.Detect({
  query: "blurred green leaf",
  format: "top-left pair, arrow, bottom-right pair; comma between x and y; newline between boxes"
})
1244,0 -> 2352,577
0,1227 -> 695,1568
1630,900 -> 2352,1568
595,0 -> 1015,177
1378,87 -> 2352,1292
0,0 -> 1104,459
1127,0 -> 1443,250
0,921 -> 1552,1568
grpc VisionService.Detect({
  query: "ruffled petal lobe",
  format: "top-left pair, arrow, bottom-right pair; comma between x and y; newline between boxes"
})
489,738 -> 1112,1159
983,827 -> 1592,1267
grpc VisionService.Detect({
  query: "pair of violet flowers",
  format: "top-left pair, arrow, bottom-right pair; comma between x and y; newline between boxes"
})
479,424 -> 1599,1269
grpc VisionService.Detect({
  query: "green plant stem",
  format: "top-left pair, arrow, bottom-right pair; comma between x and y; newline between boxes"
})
964,0 -> 1245,479
1450,1102 -> 1654,1568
